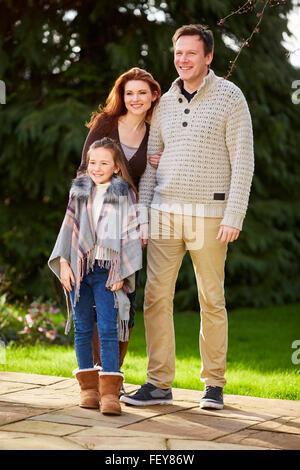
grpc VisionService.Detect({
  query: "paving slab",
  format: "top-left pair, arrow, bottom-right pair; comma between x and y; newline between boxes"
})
183,404 -> 277,422
29,411 -> 117,429
32,404 -> 154,426
1,379 -> 78,408
0,372 -> 67,386
0,371 -> 299,450
28,403 -> 192,428
66,425 -> 174,439
167,439 -> 267,450
251,416 -> 300,434
66,434 -> 168,450
0,381 -> 40,396
222,393 -> 300,417
0,430 -> 85,450
0,419 -> 88,436
172,387 -> 203,403
215,428 -> 300,450
122,410 -> 260,441
0,402 -> 54,426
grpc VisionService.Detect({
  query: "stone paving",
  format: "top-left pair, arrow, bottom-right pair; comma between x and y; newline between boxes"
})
0,371 -> 299,450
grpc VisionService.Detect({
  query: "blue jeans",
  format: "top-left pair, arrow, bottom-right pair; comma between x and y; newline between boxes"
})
70,264 -> 119,372
93,270 -> 140,327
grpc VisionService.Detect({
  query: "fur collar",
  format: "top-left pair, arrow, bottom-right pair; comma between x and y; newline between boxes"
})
70,174 -> 130,202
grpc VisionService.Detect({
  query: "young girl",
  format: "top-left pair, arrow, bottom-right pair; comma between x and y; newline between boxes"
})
48,138 -> 142,416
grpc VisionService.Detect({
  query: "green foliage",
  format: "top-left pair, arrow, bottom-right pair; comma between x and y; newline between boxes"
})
0,0 -> 299,309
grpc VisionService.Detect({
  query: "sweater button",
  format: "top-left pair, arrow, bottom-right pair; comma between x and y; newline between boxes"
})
182,122 -> 188,127
178,98 -> 183,103
184,109 -> 190,114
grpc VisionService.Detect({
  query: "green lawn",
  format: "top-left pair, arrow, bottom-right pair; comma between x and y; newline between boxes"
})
1,303 -> 300,400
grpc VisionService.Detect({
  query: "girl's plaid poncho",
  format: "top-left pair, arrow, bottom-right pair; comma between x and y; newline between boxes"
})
48,174 -> 142,341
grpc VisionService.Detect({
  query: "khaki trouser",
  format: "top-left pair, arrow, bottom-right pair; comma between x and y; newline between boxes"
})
144,209 -> 228,389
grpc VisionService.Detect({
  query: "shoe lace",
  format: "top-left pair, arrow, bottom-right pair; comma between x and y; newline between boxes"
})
133,382 -> 154,397
205,385 -> 223,397
141,382 -> 155,391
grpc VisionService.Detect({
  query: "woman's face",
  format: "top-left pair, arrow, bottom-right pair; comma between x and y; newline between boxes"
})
123,80 -> 157,117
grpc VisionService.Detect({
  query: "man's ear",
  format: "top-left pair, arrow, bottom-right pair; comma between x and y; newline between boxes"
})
206,51 -> 213,67
152,91 -> 159,102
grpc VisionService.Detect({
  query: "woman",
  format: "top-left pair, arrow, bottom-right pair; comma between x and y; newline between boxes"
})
78,68 -> 161,374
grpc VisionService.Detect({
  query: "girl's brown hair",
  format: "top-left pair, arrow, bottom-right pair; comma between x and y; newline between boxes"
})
86,68 -> 161,133
86,138 -> 138,200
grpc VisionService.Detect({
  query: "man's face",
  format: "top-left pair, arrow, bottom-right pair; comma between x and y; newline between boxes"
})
174,35 -> 213,88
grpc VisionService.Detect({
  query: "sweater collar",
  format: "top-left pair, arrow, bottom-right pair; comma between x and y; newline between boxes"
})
95,181 -> 111,191
170,68 -> 216,99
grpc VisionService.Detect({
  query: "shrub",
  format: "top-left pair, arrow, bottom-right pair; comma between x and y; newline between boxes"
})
0,295 -> 73,345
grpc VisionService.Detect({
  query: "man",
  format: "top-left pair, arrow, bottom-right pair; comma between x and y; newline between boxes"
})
121,24 -> 254,409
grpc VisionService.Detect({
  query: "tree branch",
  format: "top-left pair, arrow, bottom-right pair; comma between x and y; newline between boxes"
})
217,0 -> 288,79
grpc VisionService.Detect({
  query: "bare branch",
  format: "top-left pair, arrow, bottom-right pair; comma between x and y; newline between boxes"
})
217,0 -> 288,79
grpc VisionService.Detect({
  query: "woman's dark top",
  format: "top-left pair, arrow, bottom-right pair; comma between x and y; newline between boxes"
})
77,120 -> 150,190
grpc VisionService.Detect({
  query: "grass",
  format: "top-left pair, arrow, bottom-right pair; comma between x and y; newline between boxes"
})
1,303 -> 300,400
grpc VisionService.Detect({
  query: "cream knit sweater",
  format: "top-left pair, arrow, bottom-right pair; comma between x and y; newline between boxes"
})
138,69 -> 254,230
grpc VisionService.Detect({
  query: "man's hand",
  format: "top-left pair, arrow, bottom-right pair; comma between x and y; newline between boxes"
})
148,152 -> 162,169
110,280 -> 124,292
140,223 -> 148,248
216,225 -> 240,243
60,261 -> 75,292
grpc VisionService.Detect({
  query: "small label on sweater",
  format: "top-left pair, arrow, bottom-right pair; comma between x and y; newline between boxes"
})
213,193 -> 225,201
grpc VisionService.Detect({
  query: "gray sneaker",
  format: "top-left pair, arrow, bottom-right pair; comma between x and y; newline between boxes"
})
200,385 -> 224,409
120,382 -> 173,406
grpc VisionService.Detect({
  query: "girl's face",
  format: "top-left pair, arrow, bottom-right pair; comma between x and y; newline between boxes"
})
87,147 -> 119,185
123,80 -> 157,117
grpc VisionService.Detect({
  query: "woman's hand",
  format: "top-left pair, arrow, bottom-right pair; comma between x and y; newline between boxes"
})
60,261 -> 75,292
148,152 -> 162,169
140,223 -> 148,248
110,280 -> 124,292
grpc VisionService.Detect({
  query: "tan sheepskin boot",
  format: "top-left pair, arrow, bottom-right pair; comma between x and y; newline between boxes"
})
98,372 -> 123,415
74,368 -> 100,409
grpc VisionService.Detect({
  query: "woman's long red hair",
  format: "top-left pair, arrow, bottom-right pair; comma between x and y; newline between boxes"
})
86,68 -> 161,133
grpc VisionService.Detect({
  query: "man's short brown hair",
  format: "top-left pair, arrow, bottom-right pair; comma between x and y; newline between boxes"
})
172,24 -> 214,56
